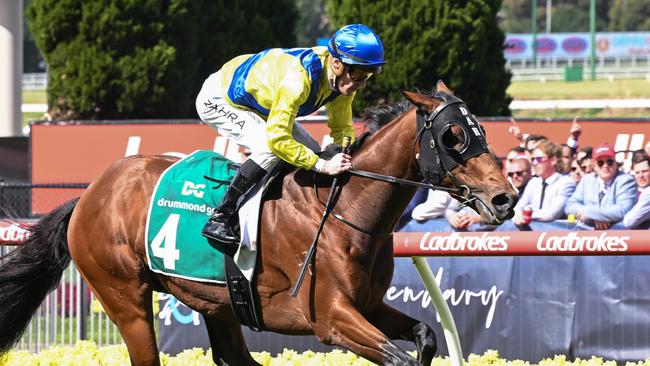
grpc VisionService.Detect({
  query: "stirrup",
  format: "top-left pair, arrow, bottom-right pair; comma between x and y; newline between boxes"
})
202,221 -> 240,248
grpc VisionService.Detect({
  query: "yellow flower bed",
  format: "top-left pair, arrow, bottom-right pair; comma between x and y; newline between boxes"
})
1,341 -> 649,366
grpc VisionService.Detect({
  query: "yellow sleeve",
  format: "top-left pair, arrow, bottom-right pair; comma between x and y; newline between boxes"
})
266,65 -> 320,170
326,94 -> 356,146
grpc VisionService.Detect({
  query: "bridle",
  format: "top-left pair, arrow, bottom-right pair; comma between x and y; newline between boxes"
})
315,92 -> 498,236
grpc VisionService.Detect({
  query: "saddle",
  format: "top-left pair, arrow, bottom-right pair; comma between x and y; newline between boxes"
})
217,139 -> 368,332
217,162 -> 292,332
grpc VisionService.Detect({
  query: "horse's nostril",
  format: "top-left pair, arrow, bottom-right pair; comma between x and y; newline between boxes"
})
491,193 -> 517,219
491,193 -> 511,207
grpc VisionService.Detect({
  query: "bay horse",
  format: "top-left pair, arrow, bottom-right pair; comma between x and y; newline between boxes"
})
0,81 -> 516,365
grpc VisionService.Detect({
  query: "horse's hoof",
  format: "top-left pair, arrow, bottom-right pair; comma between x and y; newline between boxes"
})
414,322 -> 436,365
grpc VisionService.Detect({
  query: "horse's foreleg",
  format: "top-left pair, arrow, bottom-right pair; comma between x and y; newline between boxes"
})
203,316 -> 261,366
365,302 -> 437,366
313,302 -> 422,366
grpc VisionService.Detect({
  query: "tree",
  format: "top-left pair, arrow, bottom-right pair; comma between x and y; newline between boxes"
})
499,0 -> 532,33
609,0 -> 650,31
295,0 -> 332,47
328,0 -> 512,116
26,0 -> 297,119
500,0 -> 611,33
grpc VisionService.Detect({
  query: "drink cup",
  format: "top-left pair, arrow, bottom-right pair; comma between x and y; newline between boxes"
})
522,206 -> 533,225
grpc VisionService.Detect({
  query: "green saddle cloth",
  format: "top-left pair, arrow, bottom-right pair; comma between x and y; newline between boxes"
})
145,150 -> 236,283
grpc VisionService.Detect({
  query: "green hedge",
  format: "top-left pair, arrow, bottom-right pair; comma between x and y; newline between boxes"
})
26,0 -> 297,119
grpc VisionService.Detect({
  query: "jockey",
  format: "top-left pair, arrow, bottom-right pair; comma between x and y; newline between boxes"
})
196,24 -> 385,248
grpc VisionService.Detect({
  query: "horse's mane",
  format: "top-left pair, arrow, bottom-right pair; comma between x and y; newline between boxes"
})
362,88 -> 435,134
362,99 -> 414,134
319,89 -> 435,160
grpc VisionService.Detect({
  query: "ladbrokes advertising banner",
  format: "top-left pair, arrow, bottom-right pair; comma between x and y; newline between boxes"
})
0,221 -> 32,244
30,118 -> 650,214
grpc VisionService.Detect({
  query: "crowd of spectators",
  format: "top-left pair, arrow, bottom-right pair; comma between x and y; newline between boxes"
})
396,117 -> 650,231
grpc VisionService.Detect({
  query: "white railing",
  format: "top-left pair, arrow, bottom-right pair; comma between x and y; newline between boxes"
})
510,66 -> 650,81
22,73 -> 47,90
507,55 -> 650,81
0,245 -> 123,352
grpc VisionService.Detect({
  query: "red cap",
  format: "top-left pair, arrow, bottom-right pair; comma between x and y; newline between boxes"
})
592,143 -> 615,160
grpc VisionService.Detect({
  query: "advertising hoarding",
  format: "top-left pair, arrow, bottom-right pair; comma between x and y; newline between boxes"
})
505,32 -> 650,59
30,118 -> 650,214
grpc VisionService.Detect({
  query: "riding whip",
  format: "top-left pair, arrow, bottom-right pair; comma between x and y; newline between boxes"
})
291,136 -> 351,297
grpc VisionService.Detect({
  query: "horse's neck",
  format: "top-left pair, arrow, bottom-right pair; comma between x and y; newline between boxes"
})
355,108 -> 418,180
344,109 -> 420,232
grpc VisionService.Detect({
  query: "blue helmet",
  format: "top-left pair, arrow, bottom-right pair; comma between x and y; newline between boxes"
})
328,24 -> 385,70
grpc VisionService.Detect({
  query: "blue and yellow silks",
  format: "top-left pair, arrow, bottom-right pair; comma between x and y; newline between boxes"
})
216,47 -> 356,170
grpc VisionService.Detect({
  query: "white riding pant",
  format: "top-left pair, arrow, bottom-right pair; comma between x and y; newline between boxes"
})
195,71 -> 321,171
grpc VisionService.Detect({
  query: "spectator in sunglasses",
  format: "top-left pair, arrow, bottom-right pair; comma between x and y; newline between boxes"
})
570,160 -> 585,184
565,143 -> 637,230
506,158 -> 532,194
511,140 -> 575,224
623,156 -> 650,229
576,147 -> 593,174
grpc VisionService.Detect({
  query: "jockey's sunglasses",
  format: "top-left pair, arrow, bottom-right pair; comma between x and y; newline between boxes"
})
345,64 -> 378,82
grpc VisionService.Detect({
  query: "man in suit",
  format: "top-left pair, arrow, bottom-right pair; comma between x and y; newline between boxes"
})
623,156 -> 650,229
512,140 -> 575,224
565,143 -> 637,230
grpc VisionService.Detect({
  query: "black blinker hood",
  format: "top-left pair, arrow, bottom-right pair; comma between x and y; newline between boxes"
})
415,92 -> 489,184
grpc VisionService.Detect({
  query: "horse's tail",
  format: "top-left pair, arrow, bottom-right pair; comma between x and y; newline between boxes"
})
0,198 -> 79,354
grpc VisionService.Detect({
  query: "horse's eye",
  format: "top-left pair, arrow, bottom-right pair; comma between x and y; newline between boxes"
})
440,124 -> 466,151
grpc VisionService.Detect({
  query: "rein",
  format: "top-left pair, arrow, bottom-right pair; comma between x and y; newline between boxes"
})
313,169 -> 475,237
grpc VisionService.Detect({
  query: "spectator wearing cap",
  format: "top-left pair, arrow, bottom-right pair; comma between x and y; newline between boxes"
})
512,140 -> 575,224
623,156 -> 650,229
565,143 -> 637,230
506,158 -> 532,194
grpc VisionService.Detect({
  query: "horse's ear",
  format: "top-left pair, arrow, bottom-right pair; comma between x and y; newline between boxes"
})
401,90 -> 439,112
436,80 -> 454,95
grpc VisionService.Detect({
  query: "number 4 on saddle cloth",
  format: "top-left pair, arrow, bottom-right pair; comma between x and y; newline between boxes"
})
145,150 -> 261,284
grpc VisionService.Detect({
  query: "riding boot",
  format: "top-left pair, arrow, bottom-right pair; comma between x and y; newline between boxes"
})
202,159 -> 267,247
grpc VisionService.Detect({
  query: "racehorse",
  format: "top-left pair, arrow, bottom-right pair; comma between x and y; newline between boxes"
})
0,81 -> 516,366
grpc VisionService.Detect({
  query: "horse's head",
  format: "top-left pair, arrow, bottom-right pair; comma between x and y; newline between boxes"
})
402,80 -> 517,224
